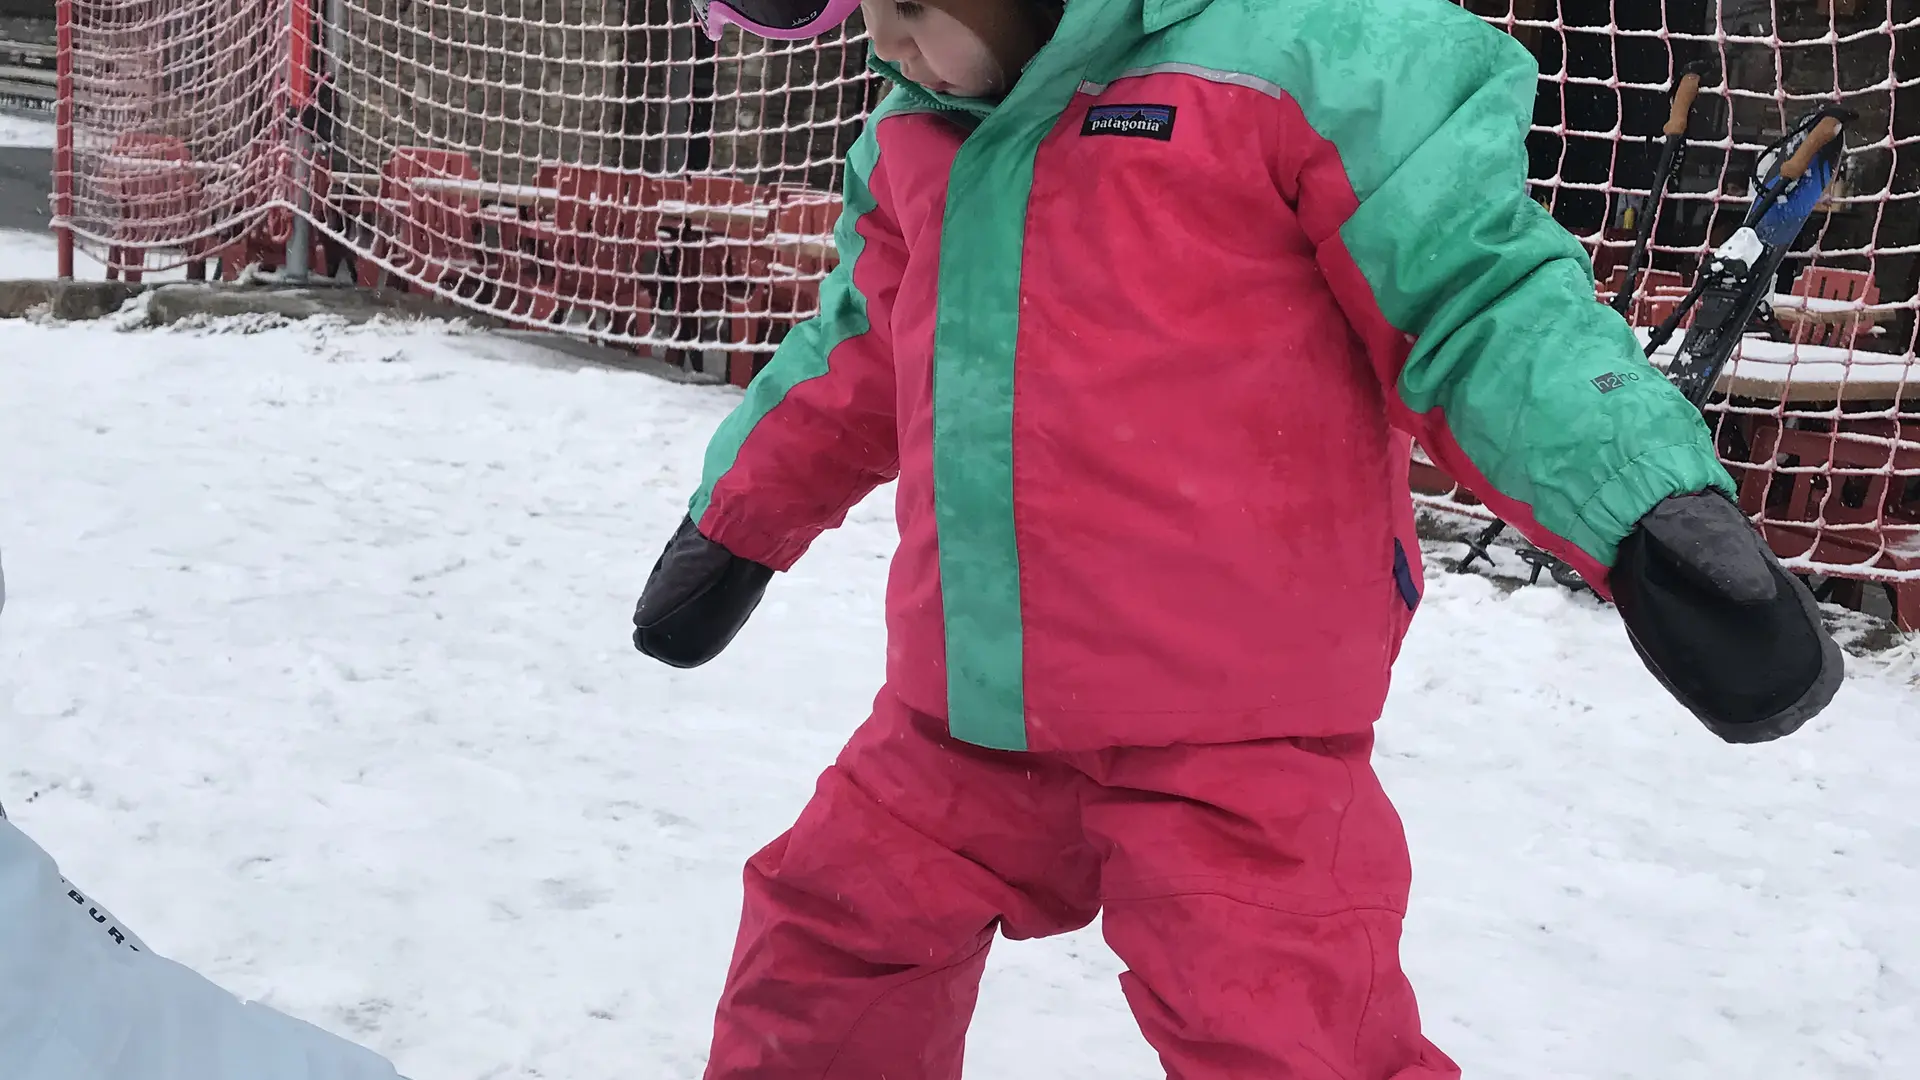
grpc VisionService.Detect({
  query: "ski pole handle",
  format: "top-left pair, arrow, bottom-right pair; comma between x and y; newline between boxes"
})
1664,70 -> 1705,137
1780,116 -> 1845,181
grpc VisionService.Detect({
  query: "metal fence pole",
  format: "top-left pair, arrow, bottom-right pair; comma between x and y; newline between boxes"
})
286,144 -> 311,280
53,0 -> 73,279
284,0 -> 315,281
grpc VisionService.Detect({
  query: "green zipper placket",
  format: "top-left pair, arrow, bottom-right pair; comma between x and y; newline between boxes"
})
883,0 -> 1144,750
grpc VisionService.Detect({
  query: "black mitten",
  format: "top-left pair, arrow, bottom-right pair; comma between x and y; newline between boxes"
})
632,516 -> 775,668
1611,491 -> 1842,743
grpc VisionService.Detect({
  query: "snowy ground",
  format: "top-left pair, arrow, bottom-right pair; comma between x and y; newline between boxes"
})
2,230 -> 1917,1078
0,112 -> 54,149
0,224 -> 191,284
0,228 -> 65,278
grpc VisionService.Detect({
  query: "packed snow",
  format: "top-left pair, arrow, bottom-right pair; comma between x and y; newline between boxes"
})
0,226 -> 191,284
0,112 -> 54,149
2,230 -> 1917,1078
0,229 -> 63,279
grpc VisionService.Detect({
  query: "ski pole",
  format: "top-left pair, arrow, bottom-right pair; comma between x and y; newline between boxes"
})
1644,107 -> 1851,361
1744,112 -> 1848,229
1611,61 -> 1713,318
1663,107 -> 1853,408
1643,273 -> 1711,357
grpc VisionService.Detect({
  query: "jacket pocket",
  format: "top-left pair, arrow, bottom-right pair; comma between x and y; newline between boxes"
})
1392,538 -> 1421,613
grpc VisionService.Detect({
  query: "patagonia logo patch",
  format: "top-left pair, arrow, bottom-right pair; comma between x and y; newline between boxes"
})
1082,104 -> 1176,141
1592,370 -> 1644,394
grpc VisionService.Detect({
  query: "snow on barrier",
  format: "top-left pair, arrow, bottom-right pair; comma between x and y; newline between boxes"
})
48,0 -> 1919,623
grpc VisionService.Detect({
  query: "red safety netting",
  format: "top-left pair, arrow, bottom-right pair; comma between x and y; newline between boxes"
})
55,0 -> 878,381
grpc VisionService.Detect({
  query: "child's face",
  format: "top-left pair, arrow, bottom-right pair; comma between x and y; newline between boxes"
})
862,0 -> 1039,100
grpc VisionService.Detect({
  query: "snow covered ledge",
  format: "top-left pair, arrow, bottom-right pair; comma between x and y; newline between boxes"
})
0,278 -> 146,321
0,276 -> 725,384
0,279 -> 484,327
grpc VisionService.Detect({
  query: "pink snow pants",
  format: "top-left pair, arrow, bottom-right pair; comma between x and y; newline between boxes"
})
703,688 -> 1460,1080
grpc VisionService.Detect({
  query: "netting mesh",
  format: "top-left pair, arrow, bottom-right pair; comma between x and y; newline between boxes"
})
50,0 -> 1920,619
58,0 -> 285,276
56,0 -> 879,359
301,2 -> 875,353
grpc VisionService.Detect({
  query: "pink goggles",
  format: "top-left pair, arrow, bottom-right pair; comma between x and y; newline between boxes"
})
693,0 -> 863,39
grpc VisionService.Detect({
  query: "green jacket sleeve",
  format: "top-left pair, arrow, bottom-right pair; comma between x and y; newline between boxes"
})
686,121 -> 902,571
1290,1 -> 1735,585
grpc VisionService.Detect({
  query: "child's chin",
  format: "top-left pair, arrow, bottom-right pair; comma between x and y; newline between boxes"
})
941,79 -> 996,100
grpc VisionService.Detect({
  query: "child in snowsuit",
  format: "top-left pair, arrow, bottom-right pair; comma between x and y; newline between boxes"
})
632,0 -> 1843,1074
